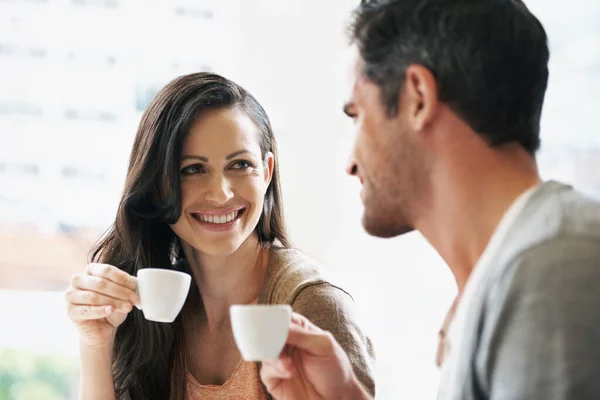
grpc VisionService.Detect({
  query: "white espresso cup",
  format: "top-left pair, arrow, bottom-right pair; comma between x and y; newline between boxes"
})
230,304 -> 292,361
134,268 -> 192,323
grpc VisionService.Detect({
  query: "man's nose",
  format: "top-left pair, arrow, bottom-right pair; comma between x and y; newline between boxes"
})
346,157 -> 358,176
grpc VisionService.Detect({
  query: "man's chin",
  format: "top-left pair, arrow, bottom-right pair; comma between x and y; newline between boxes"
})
362,214 -> 414,238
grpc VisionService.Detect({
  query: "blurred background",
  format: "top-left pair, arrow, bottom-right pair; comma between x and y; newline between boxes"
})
1,0 -> 599,398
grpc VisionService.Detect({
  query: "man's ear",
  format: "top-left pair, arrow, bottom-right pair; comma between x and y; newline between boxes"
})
403,64 -> 439,131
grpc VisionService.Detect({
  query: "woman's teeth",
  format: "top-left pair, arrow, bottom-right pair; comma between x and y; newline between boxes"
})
197,210 -> 239,224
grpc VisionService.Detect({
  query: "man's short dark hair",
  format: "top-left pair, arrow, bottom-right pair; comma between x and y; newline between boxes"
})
349,0 -> 549,154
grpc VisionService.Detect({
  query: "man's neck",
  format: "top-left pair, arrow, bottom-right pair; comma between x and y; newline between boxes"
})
416,142 -> 541,293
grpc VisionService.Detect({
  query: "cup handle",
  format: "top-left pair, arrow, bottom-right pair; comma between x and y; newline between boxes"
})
132,276 -> 142,310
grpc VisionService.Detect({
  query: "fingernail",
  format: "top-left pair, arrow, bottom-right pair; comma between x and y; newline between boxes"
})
105,306 -> 113,313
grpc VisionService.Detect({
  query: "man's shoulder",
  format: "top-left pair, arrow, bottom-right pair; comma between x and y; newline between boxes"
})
484,181 -> 600,305
519,181 -> 600,243
493,181 -> 600,275
474,185 -> 600,400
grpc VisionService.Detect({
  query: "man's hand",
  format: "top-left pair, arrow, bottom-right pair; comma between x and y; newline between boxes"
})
260,312 -> 372,400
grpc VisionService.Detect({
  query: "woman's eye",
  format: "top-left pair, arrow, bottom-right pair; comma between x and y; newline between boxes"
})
231,160 -> 253,170
181,164 -> 204,175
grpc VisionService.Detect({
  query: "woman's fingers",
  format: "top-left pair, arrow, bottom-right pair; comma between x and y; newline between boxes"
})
70,273 -> 138,304
67,304 -> 115,322
85,263 -> 138,291
65,289 -> 133,312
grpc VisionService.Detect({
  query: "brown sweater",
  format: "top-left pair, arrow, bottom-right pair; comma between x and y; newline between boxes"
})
187,247 -> 377,399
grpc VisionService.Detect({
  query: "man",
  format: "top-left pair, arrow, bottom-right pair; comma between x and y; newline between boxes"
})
260,0 -> 600,399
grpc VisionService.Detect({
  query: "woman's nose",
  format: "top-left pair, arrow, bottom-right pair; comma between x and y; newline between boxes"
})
203,173 -> 234,204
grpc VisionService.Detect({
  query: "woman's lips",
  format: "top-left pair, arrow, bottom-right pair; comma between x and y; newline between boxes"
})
190,208 -> 246,232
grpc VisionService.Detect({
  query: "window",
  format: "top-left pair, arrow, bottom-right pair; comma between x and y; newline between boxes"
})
174,7 -> 214,19
135,85 -> 159,112
61,166 -> 104,182
71,0 -> 118,9
0,101 -> 42,116
0,162 -> 39,176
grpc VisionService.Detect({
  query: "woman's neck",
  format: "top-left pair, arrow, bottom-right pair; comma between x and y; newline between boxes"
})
182,235 -> 269,329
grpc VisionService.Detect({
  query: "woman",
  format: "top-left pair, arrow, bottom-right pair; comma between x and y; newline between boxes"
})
65,72 -> 375,399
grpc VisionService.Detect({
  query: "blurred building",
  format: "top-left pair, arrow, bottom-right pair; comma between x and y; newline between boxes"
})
0,0 -> 238,289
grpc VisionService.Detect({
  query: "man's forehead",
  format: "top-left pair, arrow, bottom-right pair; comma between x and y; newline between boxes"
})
343,45 -> 367,103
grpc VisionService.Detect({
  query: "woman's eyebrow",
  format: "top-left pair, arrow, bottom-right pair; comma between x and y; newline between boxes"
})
181,155 -> 209,162
226,149 -> 256,160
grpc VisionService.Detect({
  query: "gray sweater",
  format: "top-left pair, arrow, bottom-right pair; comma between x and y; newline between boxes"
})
441,181 -> 600,400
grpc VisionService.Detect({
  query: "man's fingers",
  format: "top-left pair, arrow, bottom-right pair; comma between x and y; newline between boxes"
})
285,312 -> 335,357
291,312 -> 322,333
261,356 -> 294,392
263,357 -> 293,378
85,263 -> 137,291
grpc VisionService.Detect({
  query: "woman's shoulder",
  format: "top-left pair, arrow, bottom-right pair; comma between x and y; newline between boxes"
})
260,247 -> 351,306
269,247 -> 324,279
262,247 -> 377,396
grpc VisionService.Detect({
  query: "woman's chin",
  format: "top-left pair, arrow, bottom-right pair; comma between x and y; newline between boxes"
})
189,236 -> 248,258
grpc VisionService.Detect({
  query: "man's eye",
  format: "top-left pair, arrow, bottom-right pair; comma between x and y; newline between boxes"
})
181,164 -> 204,175
231,160 -> 253,170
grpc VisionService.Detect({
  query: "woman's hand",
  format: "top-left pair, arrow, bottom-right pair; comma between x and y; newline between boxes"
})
65,263 -> 140,349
